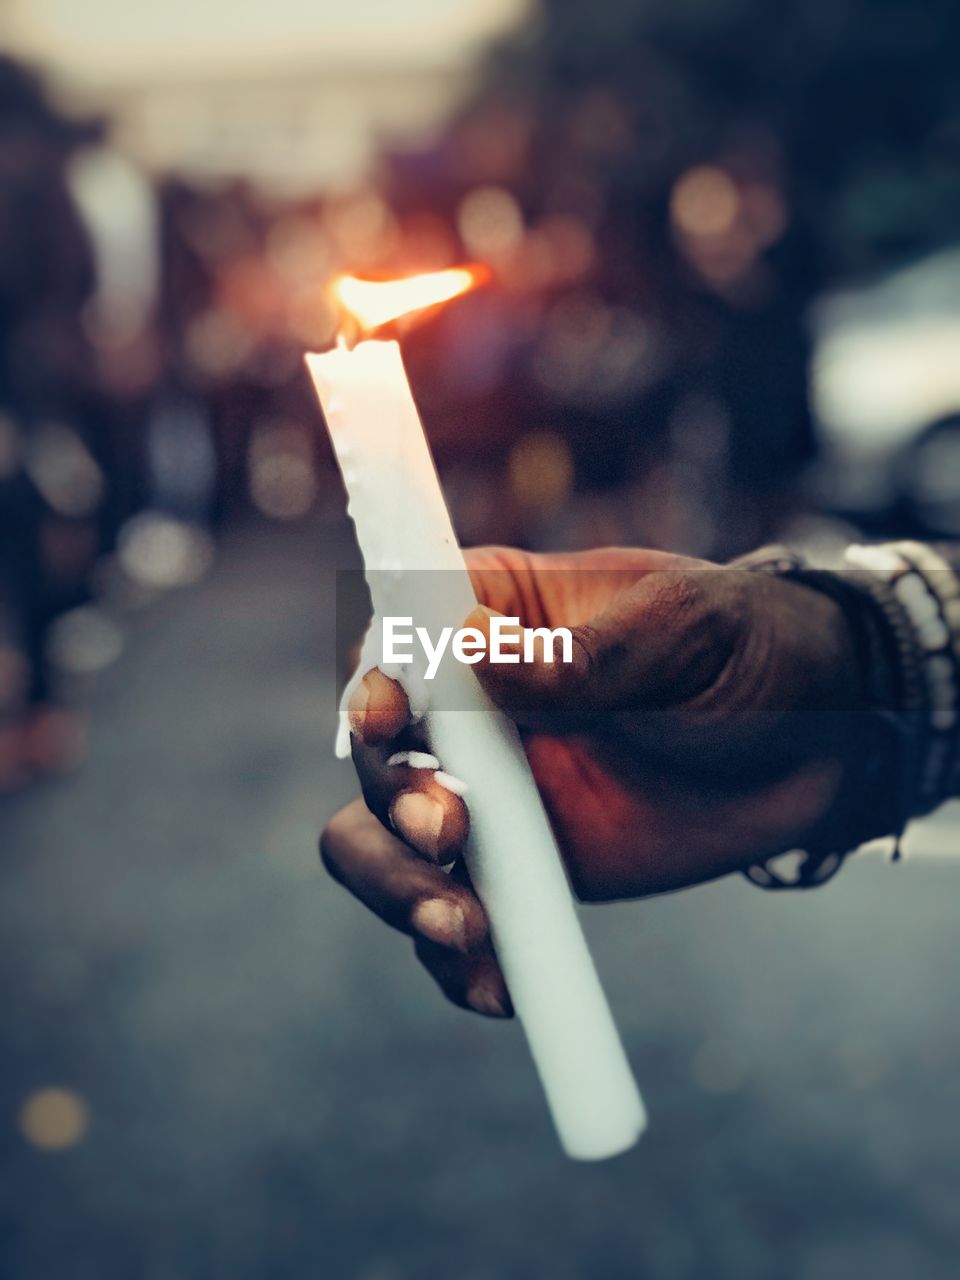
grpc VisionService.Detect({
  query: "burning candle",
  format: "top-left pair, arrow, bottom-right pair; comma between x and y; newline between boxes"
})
306,268 -> 646,1160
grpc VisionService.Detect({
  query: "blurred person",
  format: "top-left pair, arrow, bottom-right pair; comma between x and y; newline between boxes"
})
0,57 -> 104,786
158,178 -> 328,532
323,539 -> 959,1016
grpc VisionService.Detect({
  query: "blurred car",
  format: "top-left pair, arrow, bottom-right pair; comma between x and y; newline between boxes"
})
811,246 -> 960,538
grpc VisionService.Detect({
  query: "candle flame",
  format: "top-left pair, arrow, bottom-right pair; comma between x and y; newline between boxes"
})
333,265 -> 485,334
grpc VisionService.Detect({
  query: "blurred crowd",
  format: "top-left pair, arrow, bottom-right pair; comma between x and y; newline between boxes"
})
1,0 -> 959,791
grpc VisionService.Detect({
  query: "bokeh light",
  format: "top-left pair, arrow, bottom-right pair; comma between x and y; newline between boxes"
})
457,185 -> 524,258
185,309 -> 255,380
117,513 -> 215,590
508,430 -> 574,513
18,1088 -> 89,1152
24,425 -> 104,520
248,421 -> 317,520
45,606 -> 125,677
670,165 -> 740,238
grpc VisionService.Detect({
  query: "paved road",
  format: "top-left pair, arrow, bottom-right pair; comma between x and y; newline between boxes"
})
2,520 -> 959,1280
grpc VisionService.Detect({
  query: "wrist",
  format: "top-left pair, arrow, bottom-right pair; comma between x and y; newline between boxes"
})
779,573 -> 906,849
734,546 -> 916,887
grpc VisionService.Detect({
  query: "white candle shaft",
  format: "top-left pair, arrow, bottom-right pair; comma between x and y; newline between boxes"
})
307,340 -> 646,1159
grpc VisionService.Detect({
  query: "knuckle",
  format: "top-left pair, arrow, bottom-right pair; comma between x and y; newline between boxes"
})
661,569 -> 733,648
644,570 -> 707,631
643,570 -> 738,699
570,620 -> 602,670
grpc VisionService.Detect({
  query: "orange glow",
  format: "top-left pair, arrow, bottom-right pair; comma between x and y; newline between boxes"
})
333,265 -> 485,333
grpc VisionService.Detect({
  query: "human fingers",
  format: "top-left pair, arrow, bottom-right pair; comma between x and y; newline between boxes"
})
350,734 -> 470,864
320,798 -> 509,1016
321,797 -> 485,949
347,668 -> 470,863
414,935 -> 513,1018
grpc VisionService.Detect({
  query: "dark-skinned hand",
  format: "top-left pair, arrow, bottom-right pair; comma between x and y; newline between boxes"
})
321,546 -> 877,1018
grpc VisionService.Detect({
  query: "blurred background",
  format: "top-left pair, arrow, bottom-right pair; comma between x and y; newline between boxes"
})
1,1 -> 960,1275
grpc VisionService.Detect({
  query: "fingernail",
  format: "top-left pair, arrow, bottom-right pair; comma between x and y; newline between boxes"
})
389,791 -> 445,861
347,676 -> 370,737
466,983 -> 510,1018
411,898 -> 467,951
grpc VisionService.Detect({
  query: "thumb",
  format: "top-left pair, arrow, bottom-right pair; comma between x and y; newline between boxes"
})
463,571 -> 737,729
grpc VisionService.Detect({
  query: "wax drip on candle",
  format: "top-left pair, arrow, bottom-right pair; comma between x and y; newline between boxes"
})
434,770 -> 469,796
307,293 -> 646,1160
387,751 -> 441,770
323,266 -> 488,752
336,632 -> 428,759
326,265 -> 486,756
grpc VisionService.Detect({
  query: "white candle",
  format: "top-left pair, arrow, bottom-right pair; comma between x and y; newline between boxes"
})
307,335 -> 646,1160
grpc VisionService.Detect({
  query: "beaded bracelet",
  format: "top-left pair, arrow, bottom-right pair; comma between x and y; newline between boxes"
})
735,541 -> 960,890
844,542 -> 960,812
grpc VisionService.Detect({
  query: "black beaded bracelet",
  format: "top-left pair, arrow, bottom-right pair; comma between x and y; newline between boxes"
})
732,545 -> 934,889
845,543 -> 960,813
